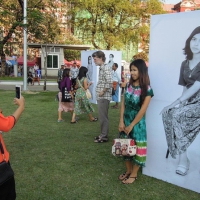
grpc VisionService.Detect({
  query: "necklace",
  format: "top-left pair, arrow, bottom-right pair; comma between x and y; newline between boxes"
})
189,65 -> 198,78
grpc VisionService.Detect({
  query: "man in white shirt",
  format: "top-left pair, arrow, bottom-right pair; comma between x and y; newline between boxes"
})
33,62 -> 39,72
111,63 -> 121,109
70,62 -> 79,90
29,67 -> 35,77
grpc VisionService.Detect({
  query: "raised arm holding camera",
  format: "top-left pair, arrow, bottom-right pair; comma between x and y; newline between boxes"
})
0,96 -> 25,199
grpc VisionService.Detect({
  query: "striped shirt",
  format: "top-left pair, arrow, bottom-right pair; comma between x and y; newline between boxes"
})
96,64 -> 113,101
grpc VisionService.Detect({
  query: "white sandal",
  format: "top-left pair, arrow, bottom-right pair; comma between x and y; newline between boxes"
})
176,159 -> 190,176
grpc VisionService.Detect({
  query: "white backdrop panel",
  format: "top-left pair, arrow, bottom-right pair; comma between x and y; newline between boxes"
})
143,11 -> 200,193
81,50 -> 122,104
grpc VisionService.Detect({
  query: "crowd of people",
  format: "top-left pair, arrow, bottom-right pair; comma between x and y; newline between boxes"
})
0,50 -> 153,199
2,26 -> 200,197
56,51 -> 154,183
27,62 -> 41,85
57,61 -> 98,125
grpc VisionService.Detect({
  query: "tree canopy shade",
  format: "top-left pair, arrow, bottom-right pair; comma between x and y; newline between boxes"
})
68,0 -> 165,52
0,0 -> 65,76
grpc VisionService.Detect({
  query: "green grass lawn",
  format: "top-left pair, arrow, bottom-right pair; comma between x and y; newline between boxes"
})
0,77 -> 24,81
1,90 -> 199,200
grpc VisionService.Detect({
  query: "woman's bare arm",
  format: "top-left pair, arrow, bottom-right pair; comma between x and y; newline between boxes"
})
12,96 -> 25,123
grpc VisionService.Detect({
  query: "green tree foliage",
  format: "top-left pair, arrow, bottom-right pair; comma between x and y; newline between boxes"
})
132,52 -> 148,62
0,0 -> 63,76
68,0 -> 165,52
64,33 -> 83,61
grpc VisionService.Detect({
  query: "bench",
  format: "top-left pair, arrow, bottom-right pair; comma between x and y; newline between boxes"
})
32,77 -> 40,85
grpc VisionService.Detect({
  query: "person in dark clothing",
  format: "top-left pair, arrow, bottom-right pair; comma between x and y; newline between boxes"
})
27,71 -> 33,85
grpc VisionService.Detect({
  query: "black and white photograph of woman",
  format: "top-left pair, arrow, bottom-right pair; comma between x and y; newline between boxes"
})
161,26 -> 200,176
86,55 -> 94,100
107,54 -> 114,69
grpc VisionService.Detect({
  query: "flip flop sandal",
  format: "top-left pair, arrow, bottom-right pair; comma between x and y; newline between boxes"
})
57,119 -> 64,122
118,172 -> 131,180
70,120 -> 78,124
94,136 -> 100,140
122,177 -> 137,184
90,117 -> 98,122
94,137 -> 108,143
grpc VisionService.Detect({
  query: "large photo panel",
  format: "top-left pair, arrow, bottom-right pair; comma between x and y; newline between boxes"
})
81,50 -> 122,104
143,11 -> 200,193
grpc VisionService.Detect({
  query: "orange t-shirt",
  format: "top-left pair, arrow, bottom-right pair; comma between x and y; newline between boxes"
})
0,113 -> 15,163
113,81 -> 118,90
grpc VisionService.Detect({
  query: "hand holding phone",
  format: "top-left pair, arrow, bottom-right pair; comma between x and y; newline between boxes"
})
15,85 -> 21,99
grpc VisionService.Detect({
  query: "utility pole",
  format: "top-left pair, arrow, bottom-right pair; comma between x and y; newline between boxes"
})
23,0 -> 27,91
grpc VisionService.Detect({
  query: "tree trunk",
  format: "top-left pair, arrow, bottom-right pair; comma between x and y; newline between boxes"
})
43,58 -> 47,91
43,45 -> 47,91
0,50 -> 6,77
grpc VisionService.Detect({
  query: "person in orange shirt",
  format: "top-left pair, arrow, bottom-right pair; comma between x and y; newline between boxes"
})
0,96 -> 25,200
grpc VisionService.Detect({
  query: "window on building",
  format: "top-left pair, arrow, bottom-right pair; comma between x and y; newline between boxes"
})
55,47 -> 60,53
47,55 -> 59,68
47,47 -> 60,53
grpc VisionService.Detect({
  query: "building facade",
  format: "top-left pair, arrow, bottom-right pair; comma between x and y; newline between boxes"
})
173,0 -> 200,12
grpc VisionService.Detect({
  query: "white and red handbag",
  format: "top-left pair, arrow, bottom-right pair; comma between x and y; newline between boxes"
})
112,137 -> 137,157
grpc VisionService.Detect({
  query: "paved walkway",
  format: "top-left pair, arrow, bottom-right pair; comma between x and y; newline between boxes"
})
0,80 -> 59,92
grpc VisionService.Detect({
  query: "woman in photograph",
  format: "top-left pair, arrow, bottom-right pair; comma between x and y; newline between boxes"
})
57,68 -> 74,122
107,54 -> 114,69
86,56 -> 93,82
86,56 -> 94,99
161,26 -> 200,176
118,59 -> 153,184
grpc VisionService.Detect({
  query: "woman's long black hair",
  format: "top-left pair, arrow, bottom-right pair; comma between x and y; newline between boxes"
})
183,26 -> 200,60
78,66 -> 88,80
62,68 -> 70,80
129,59 -> 150,106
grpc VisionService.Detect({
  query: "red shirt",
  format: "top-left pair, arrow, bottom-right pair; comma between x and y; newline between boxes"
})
0,113 -> 15,162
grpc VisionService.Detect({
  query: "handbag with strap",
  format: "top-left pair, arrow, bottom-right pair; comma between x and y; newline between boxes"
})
77,78 -> 92,99
112,132 -> 137,157
0,141 -> 14,186
61,87 -> 72,102
85,89 -> 92,99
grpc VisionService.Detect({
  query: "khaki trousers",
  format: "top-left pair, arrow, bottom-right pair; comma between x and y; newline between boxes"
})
97,99 -> 110,138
